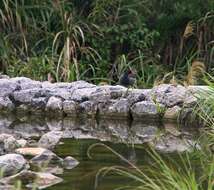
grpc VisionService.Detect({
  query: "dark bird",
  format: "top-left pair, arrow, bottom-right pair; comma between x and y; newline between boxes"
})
119,69 -> 136,87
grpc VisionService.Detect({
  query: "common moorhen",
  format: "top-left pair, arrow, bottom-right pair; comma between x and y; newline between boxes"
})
119,69 -> 136,87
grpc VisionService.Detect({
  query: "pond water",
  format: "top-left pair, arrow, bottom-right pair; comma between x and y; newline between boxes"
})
0,114 -> 200,190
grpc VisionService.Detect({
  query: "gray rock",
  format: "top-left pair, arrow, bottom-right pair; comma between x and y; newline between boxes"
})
152,84 -> 187,107
13,88 -> 42,104
63,156 -> 79,169
0,134 -> 21,154
45,96 -> 63,113
78,101 -> 97,117
98,98 -> 130,118
0,79 -> 18,97
30,97 -> 47,112
126,89 -> 151,103
90,85 -> 126,103
70,87 -> 97,102
63,100 -> 77,116
131,101 -> 160,120
38,131 -> 63,149
0,154 -> 27,176
70,80 -> 95,89
0,97 -> 14,112
0,74 -> 10,79
15,147 -> 47,157
11,77 -> 41,90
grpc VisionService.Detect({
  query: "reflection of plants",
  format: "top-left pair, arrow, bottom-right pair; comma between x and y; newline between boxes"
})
88,143 -> 214,190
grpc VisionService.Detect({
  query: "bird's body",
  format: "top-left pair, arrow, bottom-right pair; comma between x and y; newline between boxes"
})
119,70 -> 136,87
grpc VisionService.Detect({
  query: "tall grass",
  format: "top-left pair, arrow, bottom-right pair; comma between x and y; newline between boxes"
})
88,143 -> 214,190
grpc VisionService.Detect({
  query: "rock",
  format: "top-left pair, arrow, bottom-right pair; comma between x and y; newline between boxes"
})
30,150 -> 63,167
38,131 -> 63,149
70,87 -> 97,102
98,98 -> 130,118
63,100 -> 77,116
16,139 -> 27,148
0,170 -> 63,189
126,89 -> 151,103
0,79 -> 18,97
90,85 -> 126,103
45,96 -> 63,114
0,134 -> 20,154
15,147 -> 47,157
0,154 -> 27,176
78,101 -> 97,117
63,156 -> 79,169
0,97 -> 14,112
164,106 -> 181,121
13,88 -> 42,104
30,97 -> 47,112
131,101 -> 161,120
0,74 -> 10,79
152,84 -> 187,107
11,77 -> 41,90
70,80 -> 95,89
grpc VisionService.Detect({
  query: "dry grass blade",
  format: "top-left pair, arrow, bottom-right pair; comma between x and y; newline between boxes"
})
186,61 -> 206,85
183,21 -> 195,39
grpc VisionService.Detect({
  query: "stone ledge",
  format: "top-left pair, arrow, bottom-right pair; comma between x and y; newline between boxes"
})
0,75 -> 204,122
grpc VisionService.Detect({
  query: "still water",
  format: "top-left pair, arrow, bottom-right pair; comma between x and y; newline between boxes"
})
50,139 -> 149,190
0,114 -> 199,190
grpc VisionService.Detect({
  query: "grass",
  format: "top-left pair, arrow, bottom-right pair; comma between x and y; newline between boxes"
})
88,143 -> 214,190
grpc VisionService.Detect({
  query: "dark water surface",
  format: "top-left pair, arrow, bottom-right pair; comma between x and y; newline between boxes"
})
0,114 -> 200,190
50,139 -> 149,190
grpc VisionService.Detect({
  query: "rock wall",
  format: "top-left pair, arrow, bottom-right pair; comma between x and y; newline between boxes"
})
0,75 -> 206,123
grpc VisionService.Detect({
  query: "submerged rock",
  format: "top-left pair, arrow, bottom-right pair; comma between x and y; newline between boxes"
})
63,156 -> 79,170
0,154 -> 27,176
38,131 -> 63,150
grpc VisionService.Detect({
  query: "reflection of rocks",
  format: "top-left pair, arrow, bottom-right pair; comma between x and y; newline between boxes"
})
131,123 -> 159,143
152,135 -> 198,153
0,170 -> 63,189
0,154 -> 27,176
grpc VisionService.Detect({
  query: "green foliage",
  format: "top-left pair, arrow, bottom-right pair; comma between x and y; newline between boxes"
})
0,0 -> 213,86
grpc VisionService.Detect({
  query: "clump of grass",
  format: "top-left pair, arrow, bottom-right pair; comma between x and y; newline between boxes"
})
88,143 -> 214,190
